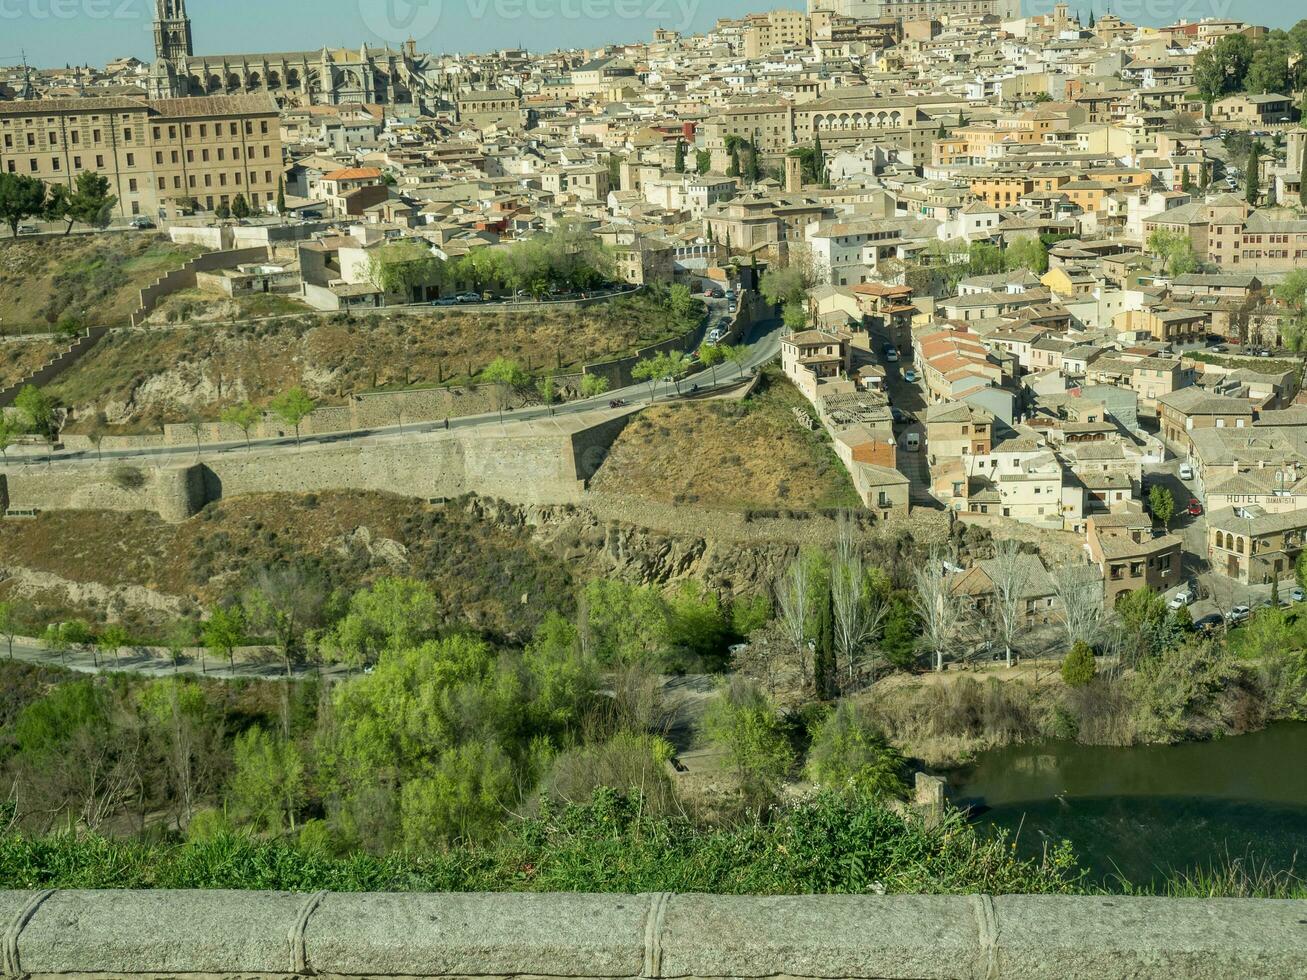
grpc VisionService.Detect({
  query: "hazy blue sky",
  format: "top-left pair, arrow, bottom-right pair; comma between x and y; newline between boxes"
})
2,0 -> 1300,69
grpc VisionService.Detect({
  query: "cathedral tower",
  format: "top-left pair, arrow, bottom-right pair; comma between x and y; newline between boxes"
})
154,0 -> 194,62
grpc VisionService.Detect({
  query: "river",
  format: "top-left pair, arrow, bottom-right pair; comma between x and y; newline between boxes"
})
944,723 -> 1307,887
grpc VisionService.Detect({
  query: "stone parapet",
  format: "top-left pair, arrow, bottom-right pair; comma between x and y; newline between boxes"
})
1,891 -> 1306,979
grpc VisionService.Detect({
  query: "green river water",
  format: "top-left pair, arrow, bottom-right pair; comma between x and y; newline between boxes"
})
943,723 -> 1307,886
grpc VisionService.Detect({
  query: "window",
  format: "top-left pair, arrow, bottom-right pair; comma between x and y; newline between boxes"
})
123,127 -> 132,142
73,155 -> 81,169
51,157 -> 60,171
95,155 -> 104,168
128,178 -> 137,192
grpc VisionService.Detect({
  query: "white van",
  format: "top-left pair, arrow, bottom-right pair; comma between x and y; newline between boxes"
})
1179,462 -> 1194,481
905,432 -> 920,453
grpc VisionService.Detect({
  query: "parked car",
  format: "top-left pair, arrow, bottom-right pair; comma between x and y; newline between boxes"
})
904,432 -> 921,453
432,297 -> 458,307
1179,462 -> 1194,481
1227,605 -> 1252,624
16,224 -> 38,235
1211,344 -> 1227,353
1168,588 -> 1195,610
903,368 -> 919,383
890,406 -> 911,424
128,217 -> 156,229
455,293 -> 481,304
300,209 -> 323,219
882,345 -> 900,363
1188,498 -> 1203,517
1195,613 -> 1225,633
608,399 -> 627,408
1293,587 -> 1306,604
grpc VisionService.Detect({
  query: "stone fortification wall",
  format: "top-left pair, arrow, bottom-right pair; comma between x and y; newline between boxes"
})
2,412 -> 635,522
0,890 -> 1303,979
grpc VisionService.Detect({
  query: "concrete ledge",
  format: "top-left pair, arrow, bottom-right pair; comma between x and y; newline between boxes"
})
2,890 -> 1307,979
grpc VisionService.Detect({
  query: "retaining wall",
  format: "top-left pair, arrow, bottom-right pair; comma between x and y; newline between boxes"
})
131,246 -> 270,327
2,411 -> 635,521
0,327 -> 109,408
0,890 -> 1304,979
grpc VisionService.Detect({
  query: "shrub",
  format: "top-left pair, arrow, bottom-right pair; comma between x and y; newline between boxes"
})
1062,641 -> 1098,687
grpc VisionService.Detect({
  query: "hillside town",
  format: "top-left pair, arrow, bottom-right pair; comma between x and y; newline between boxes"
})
1,2 -> 1306,632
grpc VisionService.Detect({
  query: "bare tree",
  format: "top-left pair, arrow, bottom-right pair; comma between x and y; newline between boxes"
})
243,565 -> 325,678
1052,562 -> 1105,651
775,557 -> 812,687
831,515 -> 888,690
913,550 -> 967,672
989,540 -> 1032,668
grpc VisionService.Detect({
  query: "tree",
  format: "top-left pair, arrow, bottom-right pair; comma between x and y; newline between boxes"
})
1247,141 -> 1262,205
1147,228 -> 1199,277
202,604 -> 245,674
1149,484 -> 1176,530
216,203 -> 232,220
1299,137 -> 1307,209
400,741 -> 517,848
0,602 -> 18,659
806,701 -> 907,799
242,565 -> 324,677
989,539 -> 1032,668
220,401 -> 261,451
0,172 -> 47,237
1115,587 -> 1168,664
814,574 -> 836,700
775,556 -> 813,687
276,177 -> 286,215
15,384 -> 55,439
54,171 -> 117,235
760,264 -> 810,309
478,356 -> 528,420
1061,640 -> 1098,687
662,350 -> 692,394
722,343 -> 751,379
231,193 -> 251,219
695,149 -> 711,175
1005,236 -> 1049,274
703,677 -> 794,811
99,623 -> 128,667
269,387 -> 315,447
631,355 -> 665,401
831,515 -> 886,690
782,302 -> 809,332
537,373 -> 557,414
699,343 -> 727,384
0,416 -> 19,466
579,374 -> 610,399
229,726 -> 305,833
324,578 -> 439,670
674,139 -> 686,174
1052,563 -> 1105,650
913,551 -> 966,672
668,282 -> 695,319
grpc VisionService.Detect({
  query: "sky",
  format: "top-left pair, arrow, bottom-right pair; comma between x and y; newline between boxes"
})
1,0 -> 1301,70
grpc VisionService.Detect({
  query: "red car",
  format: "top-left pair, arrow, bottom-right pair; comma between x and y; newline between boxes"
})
1188,498 -> 1203,517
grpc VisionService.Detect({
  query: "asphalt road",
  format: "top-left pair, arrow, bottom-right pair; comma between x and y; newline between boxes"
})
0,637 -> 353,681
7,306 -> 783,472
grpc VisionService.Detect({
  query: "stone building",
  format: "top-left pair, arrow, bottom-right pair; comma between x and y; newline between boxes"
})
0,94 -> 282,219
145,0 -> 439,108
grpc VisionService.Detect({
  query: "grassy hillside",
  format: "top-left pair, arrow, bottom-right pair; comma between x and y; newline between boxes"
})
0,338 -> 61,389
591,370 -> 862,511
0,492 -> 572,642
49,292 -> 690,430
0,235 -> 203,331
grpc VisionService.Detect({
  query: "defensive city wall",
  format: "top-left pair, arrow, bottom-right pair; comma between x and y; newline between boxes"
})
1,890 -> 1304,979
0,411 -> 635,522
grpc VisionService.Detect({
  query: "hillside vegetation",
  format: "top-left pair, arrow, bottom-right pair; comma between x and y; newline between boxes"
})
48,292 -> 690,430
591,370 -> 861,510
0,235 -> 203,330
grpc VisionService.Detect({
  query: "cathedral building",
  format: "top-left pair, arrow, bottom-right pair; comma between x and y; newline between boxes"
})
146,0 -> 440,108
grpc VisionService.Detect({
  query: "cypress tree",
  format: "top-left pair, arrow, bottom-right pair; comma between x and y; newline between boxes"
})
276,177 -> 286,215
1299,140 -> 1307,208
813,133 -> 826,185
1246,142 -> 1261,205
815,580 -> 837,701
674,139 -> 686,174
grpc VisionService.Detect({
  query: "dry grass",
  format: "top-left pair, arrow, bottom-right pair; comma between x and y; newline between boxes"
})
0,235 -> 203,330
0,339 -> 61,389
0,492 -> 573,641
50,292 -> 688,430
591,370 -> 862,511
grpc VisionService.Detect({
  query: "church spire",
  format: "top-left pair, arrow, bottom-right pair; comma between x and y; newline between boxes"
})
154,0 -> 193,62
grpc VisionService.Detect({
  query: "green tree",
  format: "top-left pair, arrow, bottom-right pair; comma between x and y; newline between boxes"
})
220,401 -> 261,451
53,171 -> 117,235
481,356 -> 529,421
579,374 -> 610,399
760,264 -> 810,309
325,578 -> 439,669
1247,141 -> 1262,205
201,604 -> 245,673
806,701 -> 908,799
699,342 -> 727,383
269,387 -> 315,447
668,282 -> 695,320
0,172 -> 47,237
814,576 -> 836,700
631,354 -> 666,401
1147,228 -> 1199,277
703,677 -> 795,810
1061,640 -> 1098,687
231,193 -> 251,219
400,742 -> 517,849
0,602 -> 18,659
880,593 -> 920,670
229,726 -> 305,834
1115,587 -> 1168,664
0,416 -> 20,465
582,579 -> 670,666
674,139 -> 686,174
782,302 -> 809,332
695,149 -> 711,175
1149,484 -> 1176,530
98,623 -> 129,667
1005,236 -> 1049,274
276,177 -> 286,215
242,565 -> 323,677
